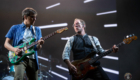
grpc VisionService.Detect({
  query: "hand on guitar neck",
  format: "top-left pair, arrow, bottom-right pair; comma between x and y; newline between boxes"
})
112,45 -> 119,53
37,37 -> 45,50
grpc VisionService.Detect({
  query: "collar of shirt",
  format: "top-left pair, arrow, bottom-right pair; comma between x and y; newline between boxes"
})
21,22 -> 33,30
76,33 -> 87,37
83,33 -> 87,37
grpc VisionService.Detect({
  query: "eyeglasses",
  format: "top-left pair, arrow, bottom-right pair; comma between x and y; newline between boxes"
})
72,23 -> 82,27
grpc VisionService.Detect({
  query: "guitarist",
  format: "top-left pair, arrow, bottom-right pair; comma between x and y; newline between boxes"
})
4,7 -> 44,80
62,18 -> 118,80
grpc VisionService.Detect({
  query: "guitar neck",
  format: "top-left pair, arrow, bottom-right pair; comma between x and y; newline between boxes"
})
26,31 -> 56,49
89,42 -> 124,64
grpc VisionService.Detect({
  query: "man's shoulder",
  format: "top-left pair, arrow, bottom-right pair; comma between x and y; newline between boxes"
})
34,26 -> 41,31
70,35 -> 75,39
10,24 -> 21,30
88,35 -> 98,39
67,35 -> 74,41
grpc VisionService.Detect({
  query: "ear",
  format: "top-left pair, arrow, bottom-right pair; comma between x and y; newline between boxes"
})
24,15 -> 27,20
83,24 -> 85,28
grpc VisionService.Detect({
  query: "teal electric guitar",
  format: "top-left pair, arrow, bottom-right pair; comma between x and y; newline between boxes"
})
8,27 -> 68,64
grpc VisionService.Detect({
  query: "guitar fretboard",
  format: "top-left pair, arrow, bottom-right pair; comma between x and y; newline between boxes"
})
89,42 -> 124,64
26,32 -> 56,50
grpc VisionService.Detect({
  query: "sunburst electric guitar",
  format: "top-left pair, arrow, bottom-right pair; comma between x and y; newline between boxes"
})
8,27 -> 68,64
70,34 -> 137,80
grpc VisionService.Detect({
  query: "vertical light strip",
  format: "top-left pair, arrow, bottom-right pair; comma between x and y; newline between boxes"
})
84,0 -> 94,3
39,23 -> 68,29
96,10 -> 117,16
56,65 -> 69,71
102,67 -> 119,75
49,70 -> 68,80
46,3 -> 60,9
38,56 -> 48,61
104,24 -> 117,27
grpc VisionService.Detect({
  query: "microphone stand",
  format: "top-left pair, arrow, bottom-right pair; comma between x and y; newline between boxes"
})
39,63 -> 48,80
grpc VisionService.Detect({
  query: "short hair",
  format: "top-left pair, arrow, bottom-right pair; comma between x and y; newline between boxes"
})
22,7 -> 37,21
74,18 -> 86,28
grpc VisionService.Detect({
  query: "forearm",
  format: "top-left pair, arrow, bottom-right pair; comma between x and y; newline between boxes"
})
4,42 -> 15,52
64,59 -> 72,66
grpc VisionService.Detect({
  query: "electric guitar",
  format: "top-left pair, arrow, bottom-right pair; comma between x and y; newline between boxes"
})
70,34 -> 137,80
8,27 -> 68,64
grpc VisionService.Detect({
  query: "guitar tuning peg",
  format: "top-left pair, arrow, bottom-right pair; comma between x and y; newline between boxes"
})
126,35 -> 129,38
129,35 -> 132,37
132,34 -> 135,36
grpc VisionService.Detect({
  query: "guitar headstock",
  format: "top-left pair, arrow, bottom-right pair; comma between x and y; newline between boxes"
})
56,27 -> 68,33
123,34 -> 137,44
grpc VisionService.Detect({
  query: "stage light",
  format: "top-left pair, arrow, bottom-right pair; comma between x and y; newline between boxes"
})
104,24 -> 117,27
96,10 -> 117,16
38,56 -> 49,61
96,54 -> 118,60
49,70 -> 68,80
84,0 -> 94,3
103,56 -> 118,60
56,65 -> 69,71
46,3 -> 60,9
39,23 -> 68,29
61,37 -> 70,40
0,60 -> 2,63
102,67 -> 119,75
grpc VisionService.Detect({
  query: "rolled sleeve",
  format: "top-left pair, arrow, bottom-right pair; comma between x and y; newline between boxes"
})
93,37 -> 105,55
5,25 -> 15,40
62,36 -> 74,60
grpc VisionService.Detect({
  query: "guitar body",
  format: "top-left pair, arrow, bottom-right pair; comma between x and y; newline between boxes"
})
8,38 -> 35,64
71,53 -> 97,80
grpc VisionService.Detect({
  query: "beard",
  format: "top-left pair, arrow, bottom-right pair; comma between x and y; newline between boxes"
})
77,30 -> 81,33
76,28 -> 82,34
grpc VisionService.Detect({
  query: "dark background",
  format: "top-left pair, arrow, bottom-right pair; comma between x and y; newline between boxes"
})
0,0 -> 139,80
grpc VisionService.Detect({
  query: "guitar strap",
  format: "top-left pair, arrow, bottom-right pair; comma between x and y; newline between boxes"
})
88,35 -> 98,52
32,26 -> 37,40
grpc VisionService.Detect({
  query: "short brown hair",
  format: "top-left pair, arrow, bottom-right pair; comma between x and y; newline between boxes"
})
74,18 -> 86,28
22,7 -> 37,21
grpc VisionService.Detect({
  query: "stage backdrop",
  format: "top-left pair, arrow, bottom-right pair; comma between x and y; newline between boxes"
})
0,0 -> 139,80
